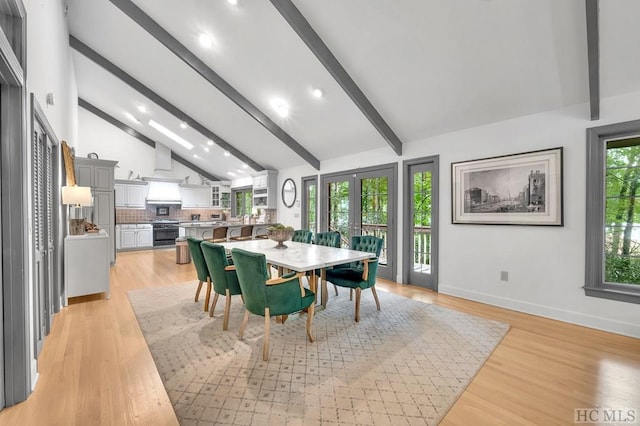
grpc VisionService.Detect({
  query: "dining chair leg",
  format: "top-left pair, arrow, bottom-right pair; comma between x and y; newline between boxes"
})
263,307 -> 271,361
194,280 -> 203,302
209,293 -> 220,317
354,287 -> 362,322
240,294 -> 245,304
321,278 -> 328,309
350,288 -> 353,301
238,309 -> 249,339
333,284 -> 339,296
306,303 -> 315,343
223,289 -> 231,331
203,278 -> 212,312
371,286 -> 381,311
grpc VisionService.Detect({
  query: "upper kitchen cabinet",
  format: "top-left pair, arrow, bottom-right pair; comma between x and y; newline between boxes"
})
114,180 -> 148,209
252,170 -> 278,209
211,181 -> 231,209
180,184 -> 211,209
75,158 -> 116,191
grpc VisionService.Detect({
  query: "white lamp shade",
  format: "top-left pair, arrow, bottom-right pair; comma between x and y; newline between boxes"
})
62,186 -> 92,206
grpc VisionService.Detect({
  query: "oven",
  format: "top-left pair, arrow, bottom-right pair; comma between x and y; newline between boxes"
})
152,220 -> 179,247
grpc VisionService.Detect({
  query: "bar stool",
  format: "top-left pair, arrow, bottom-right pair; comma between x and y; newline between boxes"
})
229,225 -> 253,241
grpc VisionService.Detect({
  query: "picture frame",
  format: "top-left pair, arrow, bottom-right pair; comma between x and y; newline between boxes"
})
451,147 -> 563,226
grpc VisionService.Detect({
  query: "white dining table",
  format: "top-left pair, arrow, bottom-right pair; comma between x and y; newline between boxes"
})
219,239 -> 375,306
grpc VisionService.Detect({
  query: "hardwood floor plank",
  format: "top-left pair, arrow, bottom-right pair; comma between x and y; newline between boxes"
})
0,248 -> 637,425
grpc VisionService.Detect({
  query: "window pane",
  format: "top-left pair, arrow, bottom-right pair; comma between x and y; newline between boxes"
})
605,140 -> 640,285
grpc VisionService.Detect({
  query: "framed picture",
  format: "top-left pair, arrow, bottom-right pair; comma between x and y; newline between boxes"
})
451,147 -> 563,226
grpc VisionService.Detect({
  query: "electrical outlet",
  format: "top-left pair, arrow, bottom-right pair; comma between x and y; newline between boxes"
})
500,271 -> 509,282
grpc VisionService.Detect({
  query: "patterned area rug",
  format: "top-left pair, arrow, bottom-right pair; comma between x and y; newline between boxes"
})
128,282 -> 509,425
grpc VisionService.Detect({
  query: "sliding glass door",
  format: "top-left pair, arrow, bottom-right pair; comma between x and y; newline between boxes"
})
321,164 -> 397,280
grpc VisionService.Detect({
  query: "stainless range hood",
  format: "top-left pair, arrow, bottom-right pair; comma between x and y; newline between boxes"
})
142,143 -> 182,205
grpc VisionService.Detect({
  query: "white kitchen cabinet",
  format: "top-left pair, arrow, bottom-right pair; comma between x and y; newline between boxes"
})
118,224 -> 152,250
211,181 -> 231,208
136,224 -> 153,247
115,181 -> 147,208
252,170 -> 278,209
64,230 -> 110,305
180,185 -> 211,208
115,224 -> 121,249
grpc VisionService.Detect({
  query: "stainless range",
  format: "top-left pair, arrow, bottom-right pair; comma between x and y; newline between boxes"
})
152,219 -> 179,247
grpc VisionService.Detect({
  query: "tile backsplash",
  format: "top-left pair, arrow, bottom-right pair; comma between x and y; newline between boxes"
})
116,206 -> 276,224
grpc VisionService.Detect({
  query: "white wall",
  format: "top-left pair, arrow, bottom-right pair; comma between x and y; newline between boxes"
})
24,0 -> 79,387
278,91 -> 640,339
26,0 -> 78,146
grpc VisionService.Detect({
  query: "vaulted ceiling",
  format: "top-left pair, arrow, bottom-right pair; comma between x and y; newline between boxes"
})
66,0 -> 640,179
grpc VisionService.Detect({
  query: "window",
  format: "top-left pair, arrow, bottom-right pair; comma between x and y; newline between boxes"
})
586,119 -> 640,304
301,176 -> 317,233
231,186 -> 252,217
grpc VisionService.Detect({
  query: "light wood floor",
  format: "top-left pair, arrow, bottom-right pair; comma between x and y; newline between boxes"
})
0,249 -> 638,425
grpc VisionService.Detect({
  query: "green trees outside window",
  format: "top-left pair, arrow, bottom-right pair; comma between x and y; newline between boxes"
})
605,138 -> 640,285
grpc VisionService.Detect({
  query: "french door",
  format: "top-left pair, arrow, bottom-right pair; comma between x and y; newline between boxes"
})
320,164 -> 397,280
403,156 -> 439,290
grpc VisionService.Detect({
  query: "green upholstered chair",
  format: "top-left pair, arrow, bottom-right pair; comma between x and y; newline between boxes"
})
292,229 -> 312,244
186,237 -> 212,312
325,235 -> 384,322
231,248 -> 316,361
200,242 -> 243,330
312,231 -> 341,304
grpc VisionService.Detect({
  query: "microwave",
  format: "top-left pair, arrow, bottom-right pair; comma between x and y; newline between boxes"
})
156,206 -> 170,216
210,213 -> 224,221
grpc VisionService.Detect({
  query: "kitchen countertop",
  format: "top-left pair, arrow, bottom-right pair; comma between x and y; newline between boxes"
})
179,221 -> 244,228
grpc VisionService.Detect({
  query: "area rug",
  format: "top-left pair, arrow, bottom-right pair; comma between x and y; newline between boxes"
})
128,282 -> 509,425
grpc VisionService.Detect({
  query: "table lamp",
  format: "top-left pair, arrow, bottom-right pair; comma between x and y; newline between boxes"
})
62,186 -> 92,235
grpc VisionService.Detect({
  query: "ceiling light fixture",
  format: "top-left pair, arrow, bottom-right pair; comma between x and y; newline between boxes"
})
207,139 -> 214,146
242,163 -> 248,168
224,151 -> 230,157
271,98 -> 289,118
204,147 -> 210,152
125,112 -> 140,124
227,171 -> 236,176
227,0 -> 238,5
198,33 -> 213,48
193,154 -> 198,158
236,169 -> 244,173
137,105 -> 148,113
312,88 -> 324,98
148,120 -> 194,150
180,121 -> 188,129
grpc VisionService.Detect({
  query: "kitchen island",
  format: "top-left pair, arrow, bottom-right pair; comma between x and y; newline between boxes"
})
179,222 -> 270,240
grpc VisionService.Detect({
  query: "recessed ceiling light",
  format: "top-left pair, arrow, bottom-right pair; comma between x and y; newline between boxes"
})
236,169 -> 244,173
227,171 -> 236,176
199,33 -> 213,48
312,88 -> 324,98
271,98 -> 289,118
137,105 -> 148,113
148,120 -> 194,150
180,121 -> 188,129
125,112 -> 140,124
224,151 -> 230,157
242,163 -> 248,168
207,139 -> 214,146
204,147 -> 210,152
227,0 -> 238,5
193,154 -> 198,159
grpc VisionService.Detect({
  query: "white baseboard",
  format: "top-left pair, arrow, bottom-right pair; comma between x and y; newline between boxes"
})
439,285 -> 640,339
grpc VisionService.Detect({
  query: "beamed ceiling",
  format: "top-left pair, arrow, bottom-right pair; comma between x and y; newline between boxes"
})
66,0 -> 640,178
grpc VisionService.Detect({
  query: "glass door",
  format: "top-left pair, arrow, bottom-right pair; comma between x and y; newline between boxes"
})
404,156 -> 439,290
321,164 -> 396,280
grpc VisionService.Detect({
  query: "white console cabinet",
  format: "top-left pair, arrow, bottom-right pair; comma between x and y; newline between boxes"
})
64,230 -> 110,305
